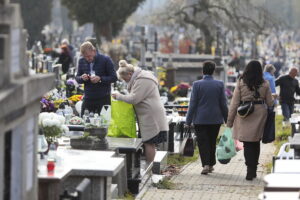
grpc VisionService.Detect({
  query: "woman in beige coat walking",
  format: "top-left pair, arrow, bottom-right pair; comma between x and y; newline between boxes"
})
227,60 -> 273,180
112,60 -> 169,163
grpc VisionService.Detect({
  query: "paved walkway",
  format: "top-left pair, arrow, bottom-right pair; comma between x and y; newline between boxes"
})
137,143 -> 275,200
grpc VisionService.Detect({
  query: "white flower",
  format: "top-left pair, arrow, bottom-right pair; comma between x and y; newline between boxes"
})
42,118 -> 53,127
39,112 -> 51,125
49,112 -> 57,120
61,125 -> 69,133
56,115 -> 66,125
52,118 -> 61,127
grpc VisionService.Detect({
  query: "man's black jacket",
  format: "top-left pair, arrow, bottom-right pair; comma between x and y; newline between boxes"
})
275,75 -> 300,104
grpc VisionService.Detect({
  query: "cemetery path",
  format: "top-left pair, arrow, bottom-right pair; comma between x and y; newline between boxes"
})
137,143 -> 275,200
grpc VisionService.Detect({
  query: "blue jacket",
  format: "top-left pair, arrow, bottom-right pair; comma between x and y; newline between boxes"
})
263,72 -> 276,93
75,53 -> 117,100
186,75 -> 228,125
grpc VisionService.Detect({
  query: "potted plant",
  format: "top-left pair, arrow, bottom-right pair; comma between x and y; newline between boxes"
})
70,132 -> 95,150
84,123 -> 108,139
38,112 -> 69,145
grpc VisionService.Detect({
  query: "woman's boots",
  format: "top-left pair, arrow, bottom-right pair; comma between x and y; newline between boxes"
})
246,166 -> 257,180
243,141 -> 260,181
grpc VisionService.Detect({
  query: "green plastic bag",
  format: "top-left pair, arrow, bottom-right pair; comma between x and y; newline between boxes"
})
216,128 -> 236,163
108,100 -> 137,138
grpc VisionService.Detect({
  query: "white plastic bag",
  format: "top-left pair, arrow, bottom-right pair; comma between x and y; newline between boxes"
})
100,105 -> 111,126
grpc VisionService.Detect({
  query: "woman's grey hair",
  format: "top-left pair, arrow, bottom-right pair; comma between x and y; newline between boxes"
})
117,60 -> 136,77
264,64 -> 276,73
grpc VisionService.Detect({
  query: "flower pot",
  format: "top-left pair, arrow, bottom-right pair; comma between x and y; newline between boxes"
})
85,127 -> 108,139
70,137 -> 94,150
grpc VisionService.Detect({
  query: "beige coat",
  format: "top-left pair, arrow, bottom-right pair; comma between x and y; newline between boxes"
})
116,69 -> 169,142
227,79 -> 273,142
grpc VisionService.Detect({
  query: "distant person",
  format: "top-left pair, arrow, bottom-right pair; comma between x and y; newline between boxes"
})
112,60 -> 168,163
272,58 -> 284,78
75,41 -> 117,115
57,44 -> 72,74
263,64 -> 276,94
275,67 -> 300,121
61,39 -> 75,60
227,60 -> 274,181
228,51 -> 242,74
185,61 -> 228,175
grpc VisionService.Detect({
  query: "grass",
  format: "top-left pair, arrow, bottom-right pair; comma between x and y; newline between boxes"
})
273,115 -> 291,154
264,115 -> 291,172
121,192 -> 135,200
167,147 -> 199,167
152,177 -> 176,190
151,141 -> 200,190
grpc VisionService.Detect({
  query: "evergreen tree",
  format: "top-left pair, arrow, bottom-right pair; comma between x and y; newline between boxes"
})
12,0 -> 52,48
62,0 -> 145,44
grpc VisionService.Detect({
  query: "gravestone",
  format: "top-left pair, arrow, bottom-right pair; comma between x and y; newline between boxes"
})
0,1 -> 55,200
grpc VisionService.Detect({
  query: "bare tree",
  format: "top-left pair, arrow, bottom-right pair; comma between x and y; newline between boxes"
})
151,0 -> 282,54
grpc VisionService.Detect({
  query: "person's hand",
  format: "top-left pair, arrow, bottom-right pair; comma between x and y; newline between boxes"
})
81,73 -> 89,81
90,75 -> 101,84
272,93 -> 278,99
111,92 -> 120,99
226,123 -> 233,128
184,124 -> 192,129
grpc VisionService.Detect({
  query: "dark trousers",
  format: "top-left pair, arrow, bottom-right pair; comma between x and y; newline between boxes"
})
243,141 -> 260,170
194,124 -> 221,167
281,103 -> 294,121
81,95 -> 111,116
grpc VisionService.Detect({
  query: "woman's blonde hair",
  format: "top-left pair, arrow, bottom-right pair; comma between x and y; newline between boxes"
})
264,64 -> 276,73
117,60 -> 135,77
80,41 -> 95,55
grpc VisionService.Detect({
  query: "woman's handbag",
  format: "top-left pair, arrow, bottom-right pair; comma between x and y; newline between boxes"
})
237,85 -> 260,118
237,102 -> 254,118
180,127 -> 194,157
262,107 -> 275,144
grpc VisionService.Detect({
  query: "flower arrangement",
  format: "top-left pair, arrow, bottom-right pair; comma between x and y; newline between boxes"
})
68,95 -> 83,103
69,116 -> 84,125
39,112 -> 69,141
40,98 -> 55,112
53,99 -> 65,109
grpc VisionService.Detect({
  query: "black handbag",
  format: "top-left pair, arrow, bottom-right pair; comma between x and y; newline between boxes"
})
262,107 -> 275,144
237,85 -> 259,118
180,127 -> 194,157
237,101 -> 254,118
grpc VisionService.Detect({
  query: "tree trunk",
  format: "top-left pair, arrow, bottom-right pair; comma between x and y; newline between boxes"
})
94,22 -> 113,47
200,25 -> 214,54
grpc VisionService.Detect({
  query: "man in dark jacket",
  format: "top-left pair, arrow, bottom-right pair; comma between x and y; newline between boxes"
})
75,41 -> 117,116
185,61 -> 228,174
275,67 -> 300,121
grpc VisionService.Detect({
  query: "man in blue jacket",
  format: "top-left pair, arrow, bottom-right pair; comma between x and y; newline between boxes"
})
185,61 -> 228,175
75,41 -> 117,116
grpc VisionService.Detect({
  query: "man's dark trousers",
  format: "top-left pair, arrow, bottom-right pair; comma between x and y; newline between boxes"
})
81,95 -> 110,116
195,124 -> 221,167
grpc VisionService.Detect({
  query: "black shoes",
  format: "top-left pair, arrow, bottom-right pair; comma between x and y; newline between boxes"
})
245,167 -> 257,181
201,165 -> 210,175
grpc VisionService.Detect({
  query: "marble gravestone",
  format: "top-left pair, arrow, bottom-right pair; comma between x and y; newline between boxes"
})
0,1 -> 55,200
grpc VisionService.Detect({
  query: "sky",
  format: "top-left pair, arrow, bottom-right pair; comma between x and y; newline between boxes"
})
136,0 -> 167,15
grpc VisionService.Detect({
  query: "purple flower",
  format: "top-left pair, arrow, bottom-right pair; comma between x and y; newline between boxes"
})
66,79 -> 76,85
